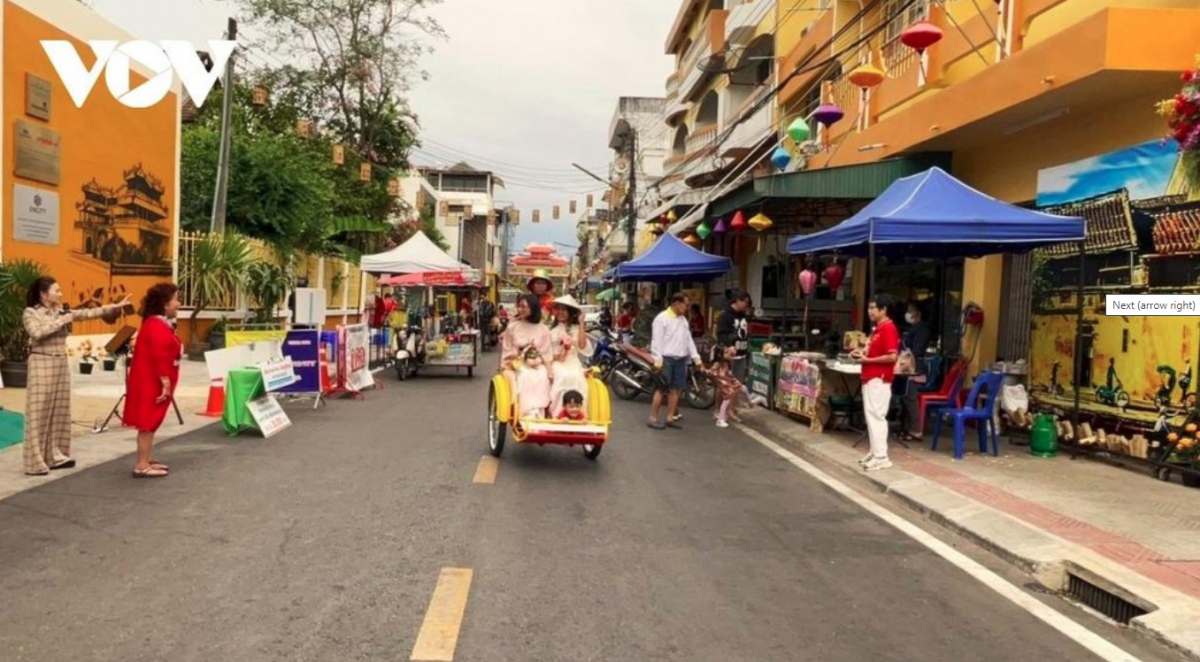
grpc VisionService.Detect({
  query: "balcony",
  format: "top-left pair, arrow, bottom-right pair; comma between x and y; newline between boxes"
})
776,7 -> 834,104
664,95 -> 689,125
678,10 -> 728,101
727,0 -> 772,47
685,123 -> 718,155
722,87 -> 774,157
665,72 -> 680,99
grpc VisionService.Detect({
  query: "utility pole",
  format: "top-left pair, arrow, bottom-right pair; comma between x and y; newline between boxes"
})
499,208 -> 511,282
624,128 -> 637,262
210,17 -> 237,234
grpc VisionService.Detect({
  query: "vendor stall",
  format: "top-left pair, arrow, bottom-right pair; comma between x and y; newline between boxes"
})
378,269 -> 484,378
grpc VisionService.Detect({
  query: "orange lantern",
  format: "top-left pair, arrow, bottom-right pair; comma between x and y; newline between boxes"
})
359,162 -> 372,181
683,234 -> 701,247
848,63 -> 885,89
251,85 -> 268,106
332,144 -> 345,165
296,119 -> 312,137
387,178 -> 400,197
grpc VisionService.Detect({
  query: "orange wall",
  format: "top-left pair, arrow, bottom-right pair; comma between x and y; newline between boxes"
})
4,2 -> 179,336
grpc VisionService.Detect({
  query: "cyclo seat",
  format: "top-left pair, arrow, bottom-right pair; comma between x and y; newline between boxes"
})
621,344 -> 655,365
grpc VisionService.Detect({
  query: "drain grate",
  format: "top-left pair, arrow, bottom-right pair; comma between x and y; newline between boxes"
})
1065,574 -> 1148,624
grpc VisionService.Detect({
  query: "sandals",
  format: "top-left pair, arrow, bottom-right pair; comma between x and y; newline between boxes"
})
150,460 -> 169,471
132,465 -> 168,478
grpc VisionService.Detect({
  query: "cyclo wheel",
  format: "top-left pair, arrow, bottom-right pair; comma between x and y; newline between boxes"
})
488,382 -> 506,457
582,443 -> 602,460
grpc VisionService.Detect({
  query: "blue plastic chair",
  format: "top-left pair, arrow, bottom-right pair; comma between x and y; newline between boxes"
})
931,371 -> 1006,460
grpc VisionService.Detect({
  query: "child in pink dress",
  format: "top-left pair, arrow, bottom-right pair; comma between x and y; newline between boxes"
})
709,345 -> 750,428
515,347 -> 552,419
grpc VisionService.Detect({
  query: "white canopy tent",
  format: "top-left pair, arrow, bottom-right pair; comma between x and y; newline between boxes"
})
360,231 -> 467,275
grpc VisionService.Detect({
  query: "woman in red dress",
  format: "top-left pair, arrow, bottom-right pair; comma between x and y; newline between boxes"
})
123,283 -> 183,478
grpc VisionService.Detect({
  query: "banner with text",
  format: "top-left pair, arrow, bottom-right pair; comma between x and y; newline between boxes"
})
279,329 -> 324,394
339,323 -> 374,391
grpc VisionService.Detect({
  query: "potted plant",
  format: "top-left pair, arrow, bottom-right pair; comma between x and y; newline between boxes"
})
208,316 -> 228,350
0,259 -> 50,388
182,232 -> 252,360
102,350 -> 117,371
245,257 -> 293,326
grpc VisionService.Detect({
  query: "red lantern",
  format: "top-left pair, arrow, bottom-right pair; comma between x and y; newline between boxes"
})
799,268 -> 817,296
823,262 -> 845,291
730,210 -> 747,232
900,21 -> 943,53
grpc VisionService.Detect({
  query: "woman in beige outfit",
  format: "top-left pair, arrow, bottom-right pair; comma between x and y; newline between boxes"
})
22,277 -> 129,476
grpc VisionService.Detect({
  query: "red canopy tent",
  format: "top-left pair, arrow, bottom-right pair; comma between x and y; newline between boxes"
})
379,270 -> 484,288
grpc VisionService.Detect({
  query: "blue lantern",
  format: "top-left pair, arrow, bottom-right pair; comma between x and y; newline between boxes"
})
771,146 -> 792,171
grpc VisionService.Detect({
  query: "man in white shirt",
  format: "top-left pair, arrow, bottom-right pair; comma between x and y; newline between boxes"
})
648,292 -> 703,430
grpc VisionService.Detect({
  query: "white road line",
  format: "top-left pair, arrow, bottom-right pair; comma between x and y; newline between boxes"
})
736,425 -> 1143,662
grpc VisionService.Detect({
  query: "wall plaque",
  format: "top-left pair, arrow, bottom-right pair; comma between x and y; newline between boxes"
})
14,119 -> 61,185
25,74 -> 51,121
13,184 -> 60,245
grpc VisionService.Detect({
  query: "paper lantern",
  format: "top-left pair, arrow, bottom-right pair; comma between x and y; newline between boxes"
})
713,217 -> 728,234
900,21 -> 943,52
387,178 -> 400,197
696,220 -> 712,240
770,146 -> 792,171
553,205 -> 560,220
667,209 -> 678,222
730,210 -> 747,232
332,144 -> 345,164
569,200 -> 577,214
359,162 -> 372,181
533,210 -> 541,223
786,117 -> 811,143
813,104 -> 845,127
799,268 -> 818,296
586,193 -> 594,207
296,119 -> 312,137
748,212 -> 773,232
848,64 -> 885,89
251,85 -> 268,106
824,262 -> 845,291
683,234 -> 701,247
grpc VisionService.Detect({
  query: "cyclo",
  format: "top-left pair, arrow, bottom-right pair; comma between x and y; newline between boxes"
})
487,367 -> 611,460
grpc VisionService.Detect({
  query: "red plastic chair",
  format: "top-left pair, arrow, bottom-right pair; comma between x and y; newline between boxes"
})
916,360 -> 967,433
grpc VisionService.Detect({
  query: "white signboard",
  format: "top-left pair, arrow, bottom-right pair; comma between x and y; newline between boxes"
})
246,395 -> 291,438
13,184 -> 59,245
257,356 -> 298,391
341,323 -> 374,391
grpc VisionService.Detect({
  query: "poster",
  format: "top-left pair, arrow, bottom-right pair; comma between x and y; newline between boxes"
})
257,357 -> 298,392
278,329 -> 324,394
13,184 -> 59,245
1033,139 -> 1199,432
746,352 -> 776,409
246,396 -> 292,438
339,324 -> 374,391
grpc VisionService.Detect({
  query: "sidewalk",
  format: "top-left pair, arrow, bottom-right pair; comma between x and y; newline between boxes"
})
738,407 -> 1200,660
0,359 -> 215,501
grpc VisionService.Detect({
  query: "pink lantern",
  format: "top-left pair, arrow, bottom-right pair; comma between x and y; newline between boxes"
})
823,262 -> 845,291
799,268 -> 818,296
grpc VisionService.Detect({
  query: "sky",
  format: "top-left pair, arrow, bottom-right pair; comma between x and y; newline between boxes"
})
86,0 -> 679,256
1035,139 -> 1181,206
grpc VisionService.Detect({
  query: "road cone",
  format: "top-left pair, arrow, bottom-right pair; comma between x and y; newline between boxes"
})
320,347 -> 334,394
198,377 -> 225,417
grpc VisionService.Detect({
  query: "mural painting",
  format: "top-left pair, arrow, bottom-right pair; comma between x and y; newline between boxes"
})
1031,139 -> 1199,434
4,2 -> 179,348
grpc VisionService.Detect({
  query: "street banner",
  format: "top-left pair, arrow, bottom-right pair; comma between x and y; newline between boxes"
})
339,323 -> 374,391
278,329 -> 324,394
246,396 -> 292,438
257,356 -> 298,392
226,329 -> 287,349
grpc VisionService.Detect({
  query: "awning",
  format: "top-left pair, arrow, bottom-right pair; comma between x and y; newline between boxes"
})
708,153 -> 952,219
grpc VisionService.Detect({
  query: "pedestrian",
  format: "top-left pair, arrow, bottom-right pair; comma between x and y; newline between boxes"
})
124,283 -> 183,478
499,293 -> 553,397
713,290 -> 751,421
851,293 -> 901,471
709,345 -> 749,429
688,303 -> 707,338
21,277 -> 130,476
615,302 -> 635,344
898,300 -> 933,441
647,293 -> 702,430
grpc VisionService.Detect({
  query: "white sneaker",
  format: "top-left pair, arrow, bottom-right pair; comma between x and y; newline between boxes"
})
715,419 -> 729,428
863,456 -> 893,471
859,452 -> 874,466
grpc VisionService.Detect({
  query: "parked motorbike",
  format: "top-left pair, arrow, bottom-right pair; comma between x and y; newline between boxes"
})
608,342 -> 715,409
588,328 -> 621,381
395,325 -> 427,380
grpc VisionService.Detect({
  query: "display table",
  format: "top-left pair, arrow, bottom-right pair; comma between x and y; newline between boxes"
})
222,368 -> 266,435
774,355 -> 862,433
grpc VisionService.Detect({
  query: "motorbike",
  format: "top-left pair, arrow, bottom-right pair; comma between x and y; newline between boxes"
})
608,342 -> 715,409
394,324 -> 427,380
588,328 -> 621,382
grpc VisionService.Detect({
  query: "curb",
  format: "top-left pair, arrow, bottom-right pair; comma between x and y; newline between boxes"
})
736,409 -> 1200,661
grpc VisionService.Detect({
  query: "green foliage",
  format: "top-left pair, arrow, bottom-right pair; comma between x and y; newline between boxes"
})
182,232 -> 254,341
0,259 -> 50,361
245,261 -> 293,325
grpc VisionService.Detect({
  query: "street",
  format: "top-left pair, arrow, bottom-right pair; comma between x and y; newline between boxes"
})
0,374 -> 1183,662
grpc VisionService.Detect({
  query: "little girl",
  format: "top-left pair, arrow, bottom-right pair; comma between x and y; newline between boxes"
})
709,345 -> 750,428
515,346 -> 552,419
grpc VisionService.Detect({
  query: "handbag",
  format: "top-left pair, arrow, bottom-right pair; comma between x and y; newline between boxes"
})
894,348 -> 916,376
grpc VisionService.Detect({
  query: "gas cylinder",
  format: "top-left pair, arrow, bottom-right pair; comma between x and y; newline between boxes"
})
1030,414 -> 1058,458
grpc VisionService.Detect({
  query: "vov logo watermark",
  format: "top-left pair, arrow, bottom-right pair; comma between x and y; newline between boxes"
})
40,40 -> 236,109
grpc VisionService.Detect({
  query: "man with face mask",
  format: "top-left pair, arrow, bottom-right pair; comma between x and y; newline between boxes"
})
899,300 -> 932,441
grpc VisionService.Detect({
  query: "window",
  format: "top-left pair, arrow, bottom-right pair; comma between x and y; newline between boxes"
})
883,0 -> 929,43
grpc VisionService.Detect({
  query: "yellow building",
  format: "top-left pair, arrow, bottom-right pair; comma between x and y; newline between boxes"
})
3,0 -> 181,341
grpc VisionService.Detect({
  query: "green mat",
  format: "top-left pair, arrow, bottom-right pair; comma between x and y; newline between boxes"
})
0,409 -> 24,451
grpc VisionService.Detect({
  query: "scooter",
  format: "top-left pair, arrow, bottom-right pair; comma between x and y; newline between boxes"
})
395,325 -> 427,380
589,328 -> 621,382
609,342 -> 715,409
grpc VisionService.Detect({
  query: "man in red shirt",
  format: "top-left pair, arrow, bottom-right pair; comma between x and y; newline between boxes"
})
851,293 -> 900,471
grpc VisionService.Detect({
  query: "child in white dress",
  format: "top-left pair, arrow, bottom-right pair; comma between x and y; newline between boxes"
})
515,347 -> 552,419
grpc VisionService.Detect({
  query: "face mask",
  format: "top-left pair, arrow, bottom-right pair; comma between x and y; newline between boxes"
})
905,312 -> 915,324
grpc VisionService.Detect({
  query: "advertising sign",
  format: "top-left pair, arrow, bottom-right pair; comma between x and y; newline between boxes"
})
279,329 -> 324,394
339,324 -> 374,391
257,356 -> 298,392
246,396 -> 291,438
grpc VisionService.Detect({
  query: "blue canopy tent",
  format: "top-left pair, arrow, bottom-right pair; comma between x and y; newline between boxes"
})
610,233 -> 732,282
787,166 -> 1088,424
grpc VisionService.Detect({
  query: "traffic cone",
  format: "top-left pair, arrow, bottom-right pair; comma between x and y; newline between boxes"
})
319,347 -> 334,394
198,377 -> 225,417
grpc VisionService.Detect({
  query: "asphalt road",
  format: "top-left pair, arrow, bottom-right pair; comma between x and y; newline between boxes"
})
0,368 -> 1181,661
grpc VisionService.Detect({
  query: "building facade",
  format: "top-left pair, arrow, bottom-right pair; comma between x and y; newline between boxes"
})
398,162 -> 501,275
508,244 -> 570,294
606,97 -> 667,260
3,0 -> 181,341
